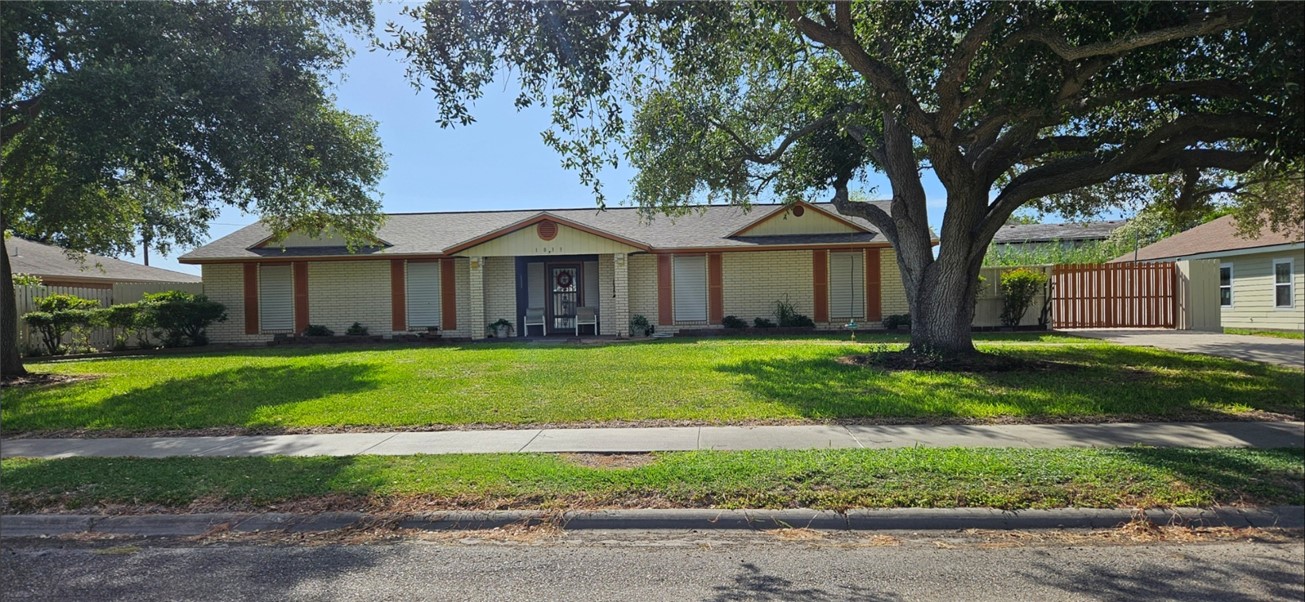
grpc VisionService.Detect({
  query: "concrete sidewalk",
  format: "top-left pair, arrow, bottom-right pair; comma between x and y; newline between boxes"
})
3,421 -> 1301,459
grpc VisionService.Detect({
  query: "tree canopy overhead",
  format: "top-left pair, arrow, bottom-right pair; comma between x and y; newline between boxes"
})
1,1 -> 388,376
389,0 -> 1302,355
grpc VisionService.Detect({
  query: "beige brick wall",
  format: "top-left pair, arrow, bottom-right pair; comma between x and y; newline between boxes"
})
482,256 -> 518,333
627,253 -> 659,330
721,250 -> 814,325
202,264 -> 274,344
451,257 -> 471,338
306,260 -> 392,335
597,254 -> 617,335
881,248 -> 909,318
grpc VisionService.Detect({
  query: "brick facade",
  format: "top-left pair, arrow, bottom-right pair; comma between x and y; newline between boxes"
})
306,260 -> 392,335
880,248 -> 909,317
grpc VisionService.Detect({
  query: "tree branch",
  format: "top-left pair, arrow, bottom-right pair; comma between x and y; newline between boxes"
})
1011,7 -> 1251,61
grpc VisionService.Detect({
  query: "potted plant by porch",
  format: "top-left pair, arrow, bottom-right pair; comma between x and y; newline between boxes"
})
486,318 -> 515,338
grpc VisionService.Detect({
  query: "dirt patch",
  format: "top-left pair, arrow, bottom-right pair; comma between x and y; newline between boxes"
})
561,453 -> 659,470
0,373 -> 99,389
838,351 -> 1083,373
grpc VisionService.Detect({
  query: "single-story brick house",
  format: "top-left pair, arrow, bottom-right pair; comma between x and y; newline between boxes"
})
180,202 -> 915,342
1114,215 -> 1303,332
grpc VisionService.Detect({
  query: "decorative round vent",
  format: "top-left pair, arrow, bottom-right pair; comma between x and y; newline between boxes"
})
537,220 -> 558,241
791,205 -> 805,217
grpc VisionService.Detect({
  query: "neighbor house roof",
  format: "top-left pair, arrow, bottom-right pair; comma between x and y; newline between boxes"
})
5,237 -> 202,284
1111,215 -> 1303,262
992,220 -> 1128,244
180,202 -> 902,262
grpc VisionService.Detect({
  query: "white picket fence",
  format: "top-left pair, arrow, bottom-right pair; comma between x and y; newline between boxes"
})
14,282 -> 203,355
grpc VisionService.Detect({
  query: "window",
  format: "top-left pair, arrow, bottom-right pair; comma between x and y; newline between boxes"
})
672,255 -> 708,323
406,261 -> 441,328
259,264 -> 294,332
1274,258 -> 1294,308
1219,264 -> 1233,307
829,251 -> 865,319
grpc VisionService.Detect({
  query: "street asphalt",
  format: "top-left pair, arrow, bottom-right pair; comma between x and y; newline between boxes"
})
4,420 -> 1302,459
4,533 -> 1303,601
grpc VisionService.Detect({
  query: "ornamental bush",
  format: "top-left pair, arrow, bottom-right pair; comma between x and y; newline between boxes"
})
721,315 -> 748,329
140,290 -> 227,347
22,294 -> 103,355
999,268 -> 1050,327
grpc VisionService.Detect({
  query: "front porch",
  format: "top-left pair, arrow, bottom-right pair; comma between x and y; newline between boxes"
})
468,252 -> 631,339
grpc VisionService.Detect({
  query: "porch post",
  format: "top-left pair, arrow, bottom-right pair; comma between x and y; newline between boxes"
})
468,256 -> 486,339
612,253 -> 630,337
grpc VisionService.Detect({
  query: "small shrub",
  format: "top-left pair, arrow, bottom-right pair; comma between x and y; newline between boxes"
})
883,313 -> 911,330
102,302 -> 155,349
486,318 -> 514,338
346,322 -> 369,336
21,294 -> 103,355
999,268 -> 1050,327
629,314 -> 654,337
721,315 -> 748,329
142,290 -> 227,346
774,299 -> 815,327
753,317 -> 776,328
302,324 -> 334,337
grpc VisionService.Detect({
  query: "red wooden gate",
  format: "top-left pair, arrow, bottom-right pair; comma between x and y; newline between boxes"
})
1051,261 -> 1176,328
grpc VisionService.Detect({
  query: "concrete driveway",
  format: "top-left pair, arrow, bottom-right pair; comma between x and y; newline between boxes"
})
1068,329 -> 1304,368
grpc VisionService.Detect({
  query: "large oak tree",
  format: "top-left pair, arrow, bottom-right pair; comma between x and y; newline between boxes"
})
1,1 -> 388,376
389,1 -> 1302,356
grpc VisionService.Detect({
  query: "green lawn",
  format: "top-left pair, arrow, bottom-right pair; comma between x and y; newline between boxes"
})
1225,328 -> 1305,340
4,335 -> 1301,434
3,448 -> 1300,513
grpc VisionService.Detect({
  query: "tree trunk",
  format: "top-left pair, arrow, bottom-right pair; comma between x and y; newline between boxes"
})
1,217 -> 29,378
902,258 -> 979,357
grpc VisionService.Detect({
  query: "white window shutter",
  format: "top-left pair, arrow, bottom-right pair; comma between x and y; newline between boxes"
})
259,264 -> 295,332
673,255 -> 708,322
829,252 -> 865,318
406,262 -> 442,328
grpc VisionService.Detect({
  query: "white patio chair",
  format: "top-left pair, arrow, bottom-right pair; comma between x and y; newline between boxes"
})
522,307 -> 546,337
575,306 -> 598,336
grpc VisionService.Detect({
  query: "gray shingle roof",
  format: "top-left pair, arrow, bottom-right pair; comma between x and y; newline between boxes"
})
5,237 -> 201,283
180,202 -> 895,261
993,220 -> 1128,244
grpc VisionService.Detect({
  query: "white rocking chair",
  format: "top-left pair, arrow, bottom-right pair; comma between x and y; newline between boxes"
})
522,307 -> 546,337
575,306 -> 598,336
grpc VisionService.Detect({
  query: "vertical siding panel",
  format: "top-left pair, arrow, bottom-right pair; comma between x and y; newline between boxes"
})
293,262 -> 310,333
708,252 -> 724,324
243,263 -> 259,334
391,259 -> 407,332
812,250 -> 829,323
440,258 -> 458,331
657,254 -> 673,326
865,248 -> 882,322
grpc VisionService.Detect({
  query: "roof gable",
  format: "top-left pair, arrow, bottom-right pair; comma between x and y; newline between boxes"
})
444,213 -> 649,256
729,202 -> 870,237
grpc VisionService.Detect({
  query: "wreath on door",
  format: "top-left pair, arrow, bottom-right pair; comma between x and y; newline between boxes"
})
555,271 -> 574,289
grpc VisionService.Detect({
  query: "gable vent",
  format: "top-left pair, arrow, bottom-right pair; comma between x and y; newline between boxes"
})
537,220 -> 558,241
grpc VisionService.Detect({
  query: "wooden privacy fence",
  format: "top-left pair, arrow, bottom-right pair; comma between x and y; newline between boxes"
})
1051,261 -> 1175,329
13,281 -> 203,353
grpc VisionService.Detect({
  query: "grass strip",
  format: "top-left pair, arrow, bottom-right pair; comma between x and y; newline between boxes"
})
3,448 -> 1301,513
4,337 -> 1302,433
1224,328 -> 1305,340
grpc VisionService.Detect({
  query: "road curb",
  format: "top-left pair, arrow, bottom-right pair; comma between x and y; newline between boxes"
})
3,506 -> 1301,538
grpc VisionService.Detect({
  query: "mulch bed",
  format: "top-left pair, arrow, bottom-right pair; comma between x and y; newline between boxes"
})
0,373 -> 98,389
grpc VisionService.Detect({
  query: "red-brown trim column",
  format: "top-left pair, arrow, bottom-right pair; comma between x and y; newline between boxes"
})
391,259 -> 407,332
657,255 -> 673,326
812,250 -> 829,323
707,253 -> 723,324
866,248 -> 882,322
293,261 -> 310,334
243,263 -> 259,334
440,258 -> 457,331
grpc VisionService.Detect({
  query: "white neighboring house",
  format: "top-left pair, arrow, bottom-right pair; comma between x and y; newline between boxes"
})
1115,215 -> 1303,332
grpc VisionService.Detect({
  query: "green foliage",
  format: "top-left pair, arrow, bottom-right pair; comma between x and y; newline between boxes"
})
21,294 -> 103,355
140,291 -> 227,347
346,322 -> 369,336
302,325 -> 334,337
722,315 -> 749,329
984,240 -> 1124,267
753,317 -> 777,328
629,315 -> 654,337
883,314 -> 912,330
485,319 -> 514,338
774,299 -> 815,328
11,272 -> 41,287
999,269 -> 1050,327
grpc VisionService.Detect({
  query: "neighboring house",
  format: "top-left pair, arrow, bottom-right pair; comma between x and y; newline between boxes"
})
180,201 -> 915,341
1113,215 -> 1303,331
991,220 -> 1128,252
6,236 -> 201,287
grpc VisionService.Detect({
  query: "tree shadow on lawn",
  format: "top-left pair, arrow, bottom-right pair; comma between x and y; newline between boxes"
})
1113,447 -> 1305,507
714,346 -> 1305,421
4,363 -> 382,433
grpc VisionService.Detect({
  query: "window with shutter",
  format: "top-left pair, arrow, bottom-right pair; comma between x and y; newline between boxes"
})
406,261 -> 442,328
672,255 -> 708,323
583,260 -> 599,307
259,264 -> 295,332
829,251 -> 865,319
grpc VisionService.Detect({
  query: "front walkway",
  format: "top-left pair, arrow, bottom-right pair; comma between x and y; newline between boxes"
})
4,422 -> 1301,459
1067,329 -> 1304,368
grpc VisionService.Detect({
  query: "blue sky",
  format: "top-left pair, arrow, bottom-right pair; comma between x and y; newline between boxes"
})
139,2 -> 950,276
